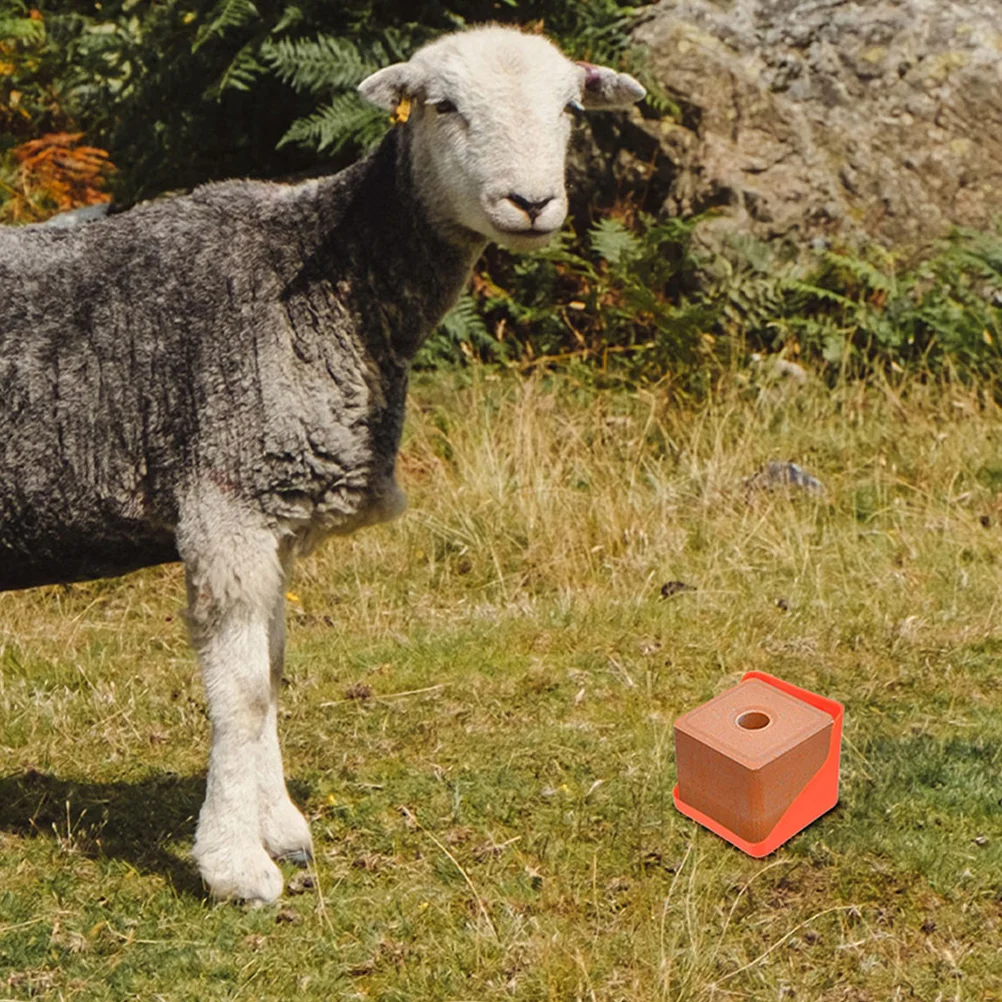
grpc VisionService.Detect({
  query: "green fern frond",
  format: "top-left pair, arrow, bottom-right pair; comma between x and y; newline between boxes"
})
205,40 -> 265,99
192,0 -> 260,53
417,294 -> 499,368
590,218 -> 640,266
263,34 -> 378,94
821,251 -> 896,295
950,229 -> 1002,279
0,12 -> 44,44
636,75 -> 680,120
270,4 -> 303,36
783,279 -> 857,309
277,92 -> 386,153
440,294 -> 490,345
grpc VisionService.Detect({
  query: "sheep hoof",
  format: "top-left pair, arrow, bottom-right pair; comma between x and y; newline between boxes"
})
261,800 -> 314,866
279,847 -> 313,867
194,841 -> 284,904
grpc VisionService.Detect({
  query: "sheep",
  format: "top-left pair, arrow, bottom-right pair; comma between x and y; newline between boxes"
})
0,25 -> 645,903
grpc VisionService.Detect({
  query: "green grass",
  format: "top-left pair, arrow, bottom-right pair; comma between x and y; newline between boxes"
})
3,369 -> 1002,1000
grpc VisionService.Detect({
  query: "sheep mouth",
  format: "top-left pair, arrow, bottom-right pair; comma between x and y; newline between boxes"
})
495,226 -> 557,239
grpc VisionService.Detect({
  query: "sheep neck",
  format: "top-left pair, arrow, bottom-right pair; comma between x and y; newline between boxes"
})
303,126 -> 485,363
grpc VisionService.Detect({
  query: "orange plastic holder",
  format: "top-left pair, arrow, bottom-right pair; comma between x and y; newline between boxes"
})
672,671 -> 844,857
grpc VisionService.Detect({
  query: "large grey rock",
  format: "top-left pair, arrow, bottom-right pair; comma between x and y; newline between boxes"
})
629,0 -> 1002,246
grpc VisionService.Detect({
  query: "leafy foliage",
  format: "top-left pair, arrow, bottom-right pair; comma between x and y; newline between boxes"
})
421,212 -> 720,386
418,294 -> 496,368
421,217 -> 1002,393
261,30 -> 410,153
0,3 -> 116,223
259,1 -> 644,157
1,1 -> 56,146
191,0 -> 260,53
14,0 -> 644,202
273,90 -> 388,157
589,216 -> 640,266
43,0 -> 315,200
1,131 -> 112,222
717,231 -> 1002,383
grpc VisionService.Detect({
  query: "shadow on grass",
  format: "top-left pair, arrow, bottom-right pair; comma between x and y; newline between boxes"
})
0,769 -> 206,897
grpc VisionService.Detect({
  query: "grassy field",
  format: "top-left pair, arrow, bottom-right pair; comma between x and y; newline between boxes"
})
2,367 -> 1002,1001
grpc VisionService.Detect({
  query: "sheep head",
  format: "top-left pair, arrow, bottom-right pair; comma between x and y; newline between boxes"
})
359,26 -> 646,251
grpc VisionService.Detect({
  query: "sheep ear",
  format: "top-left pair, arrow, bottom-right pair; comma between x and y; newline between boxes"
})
358,63 -> 426,111
575,62 -> 646,110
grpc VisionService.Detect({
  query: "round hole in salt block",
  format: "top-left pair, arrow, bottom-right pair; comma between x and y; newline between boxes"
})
736,711 -> 771,730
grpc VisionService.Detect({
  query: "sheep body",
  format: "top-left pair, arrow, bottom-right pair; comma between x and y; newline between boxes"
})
0,128 -> 476,590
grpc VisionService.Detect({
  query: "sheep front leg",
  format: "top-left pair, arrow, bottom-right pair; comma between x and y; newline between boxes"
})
257,583 -> 313,864
181,512 -> 288,903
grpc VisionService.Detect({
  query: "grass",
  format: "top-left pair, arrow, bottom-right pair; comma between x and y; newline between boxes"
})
2,366 -> 1002,1000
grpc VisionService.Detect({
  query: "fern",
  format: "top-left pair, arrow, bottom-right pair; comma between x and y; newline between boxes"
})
277,91 -> 386,153
262,26 -> 424,158
718,275 -> 784,335
262,34 -> 378,94
819,250 -> 896,296
948,228 -> 1002,280
192,0 -> 260,54
782,279 -> 856,309
19,0 -> 647,203
590,217 -> 640,266
638,78 -> 680,121
418,294 -> 502,368
0,11 -> 43,45
206,40 -> 266,98
442,295 -> 489,342
270,5 -> 304,36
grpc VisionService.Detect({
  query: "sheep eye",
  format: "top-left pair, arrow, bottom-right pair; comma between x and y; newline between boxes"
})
434,99 -> 458,114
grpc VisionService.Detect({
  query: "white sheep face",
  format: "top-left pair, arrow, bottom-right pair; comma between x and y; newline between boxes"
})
359,26 -> 646,251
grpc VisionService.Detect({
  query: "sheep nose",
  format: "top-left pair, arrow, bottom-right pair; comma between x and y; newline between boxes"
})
507,193 -> 554,223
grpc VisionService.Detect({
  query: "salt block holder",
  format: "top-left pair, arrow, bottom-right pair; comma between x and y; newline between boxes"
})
673,672 -> 843,857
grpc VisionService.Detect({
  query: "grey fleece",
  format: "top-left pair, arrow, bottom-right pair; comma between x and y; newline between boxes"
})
0,126 -> 481,591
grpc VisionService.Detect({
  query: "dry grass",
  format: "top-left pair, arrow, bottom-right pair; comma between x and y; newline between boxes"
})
2,368 -> 1002,1000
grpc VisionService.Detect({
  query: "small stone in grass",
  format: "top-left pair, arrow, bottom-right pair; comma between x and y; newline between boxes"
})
744,460 -> 825,495
276,909 -> 302,925
660,580 -> 695,599
973,835 -> 989,846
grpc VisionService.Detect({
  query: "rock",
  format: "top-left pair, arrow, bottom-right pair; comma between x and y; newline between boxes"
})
750,354 -> 809,385
39,203 -> 112,228
745,461 -> 825,494
628,0 -> 1002,247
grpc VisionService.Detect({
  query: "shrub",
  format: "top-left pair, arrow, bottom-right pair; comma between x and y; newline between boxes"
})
718,230 -> 1002,384
419,220 -> 1002,392
419,214 -> 719,383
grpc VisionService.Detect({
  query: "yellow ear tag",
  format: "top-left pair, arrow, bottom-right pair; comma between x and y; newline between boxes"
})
392,96 -> 412,125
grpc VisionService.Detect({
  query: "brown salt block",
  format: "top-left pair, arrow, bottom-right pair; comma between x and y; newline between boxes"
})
674,678 -> 834,844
